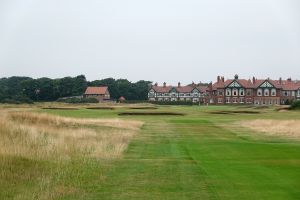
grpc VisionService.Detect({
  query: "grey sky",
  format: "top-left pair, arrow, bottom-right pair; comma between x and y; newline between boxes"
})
0,0 -> 300,84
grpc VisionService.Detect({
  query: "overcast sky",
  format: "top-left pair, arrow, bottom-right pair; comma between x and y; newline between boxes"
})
0,0 -> 300,84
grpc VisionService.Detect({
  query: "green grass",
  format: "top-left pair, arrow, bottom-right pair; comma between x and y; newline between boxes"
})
1,104 -> 300,199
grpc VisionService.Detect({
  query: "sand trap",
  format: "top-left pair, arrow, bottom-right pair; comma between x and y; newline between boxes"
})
119,112 -> 185,116
240,119 -> 300,139
209,110 -> 260,115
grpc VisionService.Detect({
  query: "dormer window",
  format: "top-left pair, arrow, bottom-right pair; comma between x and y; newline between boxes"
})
257,89 -> 262,96
264,89 -> 269,96
226,89 -> 231,96
233,88 -> 238,96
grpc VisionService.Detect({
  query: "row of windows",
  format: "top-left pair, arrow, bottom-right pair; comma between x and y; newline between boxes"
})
257,89 -> 277,96
255,100 -> 279,105
217,98 -> 253,104
223,88 -> 277,97
150,93 -> 201,97
282,91 -> 297,97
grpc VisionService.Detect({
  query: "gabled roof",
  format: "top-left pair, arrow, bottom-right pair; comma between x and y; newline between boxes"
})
151,85 -> 173,93
176,86 -> 194,93
211,77 -> 300,90
197,86 -> 208,93
278,80 -> 300,90
212,79 -> 253,90
225,79 -> 254,88
85,86 -> 108,95
254,79 -> 282,89
151,84 -> 206,93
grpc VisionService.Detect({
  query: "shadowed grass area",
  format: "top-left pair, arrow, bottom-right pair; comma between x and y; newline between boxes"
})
1,104 -> 300,199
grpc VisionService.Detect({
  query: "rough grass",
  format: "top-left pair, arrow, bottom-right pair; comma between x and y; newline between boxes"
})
0,112 -> 142,160
240,119 -> 300,139
0,110 -> 143,199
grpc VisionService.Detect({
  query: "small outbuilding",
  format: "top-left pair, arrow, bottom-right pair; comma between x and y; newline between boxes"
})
84,86 -> 110,102
119,96 -> 126,103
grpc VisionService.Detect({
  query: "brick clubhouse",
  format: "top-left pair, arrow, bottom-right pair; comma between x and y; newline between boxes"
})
148,75 -> 300,105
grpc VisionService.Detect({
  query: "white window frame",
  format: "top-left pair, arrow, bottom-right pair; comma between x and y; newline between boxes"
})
246,98 -> 252,104
239,89 -> 245,96
271,89 -> 276,96
232,89 -> 238,96
257,89 -> 262,96
226,97 -> 230,103
218,98 -> 223,104
246,89 -> 252,96
264,89 -> 269,96
226,89 -> 231,96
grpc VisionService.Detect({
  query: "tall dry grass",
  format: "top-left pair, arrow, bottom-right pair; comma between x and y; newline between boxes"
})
0,111 -> 143,160
239,119 -> 300,139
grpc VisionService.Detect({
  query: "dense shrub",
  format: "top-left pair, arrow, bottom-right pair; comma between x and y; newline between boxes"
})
0,95 -> 34,104
290,100 -> 300,110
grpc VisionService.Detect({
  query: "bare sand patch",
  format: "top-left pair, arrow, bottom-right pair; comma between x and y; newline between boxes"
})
239,119 -> 300,139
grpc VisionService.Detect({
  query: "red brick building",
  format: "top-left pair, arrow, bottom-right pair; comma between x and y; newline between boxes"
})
207,75 -> 300,105
84,86 -> 110,102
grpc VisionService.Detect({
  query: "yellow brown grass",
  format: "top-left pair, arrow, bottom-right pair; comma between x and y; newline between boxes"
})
239,119 -> 300,139
0,112 -> 143,160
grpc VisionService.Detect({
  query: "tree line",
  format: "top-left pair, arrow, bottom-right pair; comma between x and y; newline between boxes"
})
0,75 -> 151,103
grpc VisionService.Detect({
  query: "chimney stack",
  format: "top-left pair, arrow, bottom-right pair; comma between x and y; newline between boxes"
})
163,82 -> 166,87
252,77 -> 256,84
192,81 -> 196,87
209,82 -> 213,90
154,82 -> 158,87
178,82 -> 181,87
221,76 -> 225,82
287,78 -> 292,82
217,76 -> 220,83
234,74 -> 239,80
279,77 -> 282,85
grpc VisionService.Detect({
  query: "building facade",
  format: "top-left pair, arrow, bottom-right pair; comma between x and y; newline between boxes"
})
148,82 -> 207,103
84,86 -> 110,102
207,75 -> 300,105
148,75 -> 300,105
